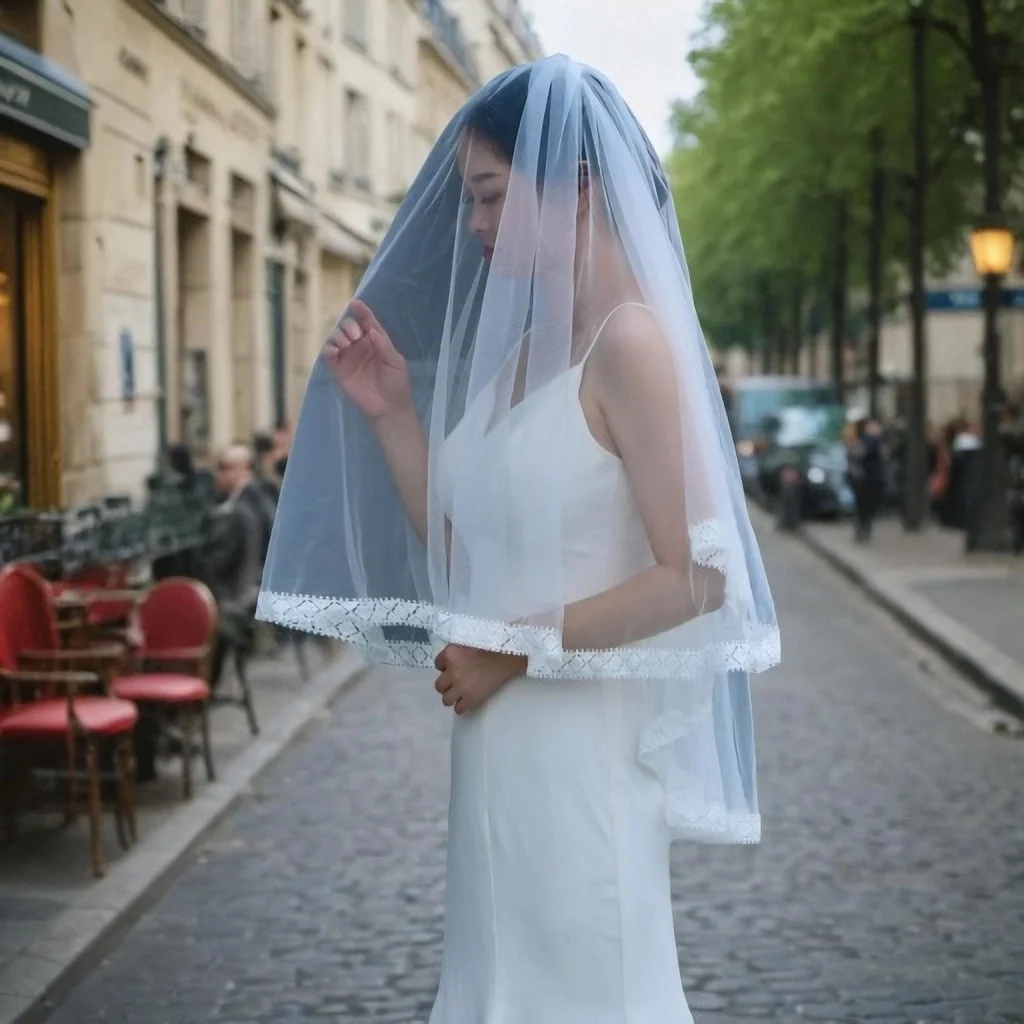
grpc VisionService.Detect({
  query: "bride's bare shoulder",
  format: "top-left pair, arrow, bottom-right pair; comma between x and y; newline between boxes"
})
589,304 -> 674,387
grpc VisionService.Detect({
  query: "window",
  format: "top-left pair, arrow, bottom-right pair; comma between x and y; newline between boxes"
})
293,35 -> 307,157
345,90 -> 371,188
387,0 -> 402,72
182,350 -> 210,455
182,0 -> 206,34
386,111 -> 403,195
0,1 -> 40,49
231,0 -> 260,79
343,0 -> 367,49
0,192 -> 25,512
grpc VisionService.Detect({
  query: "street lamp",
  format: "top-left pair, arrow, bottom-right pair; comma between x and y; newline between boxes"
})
966,213 -> 1016,552
969,217 -> 1015,277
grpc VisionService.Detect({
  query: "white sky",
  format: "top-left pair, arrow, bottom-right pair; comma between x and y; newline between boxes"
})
520,0 -> 704,157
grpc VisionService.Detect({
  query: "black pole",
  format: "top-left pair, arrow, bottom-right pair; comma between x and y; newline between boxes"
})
866,128 -> 886,419
790,278 -> 804,376
967,27 -> 1010,551
153,136 -> 170,471
759,277 -> 774,375
806,297 -> 820,381
829,198 -> 848,403
903,1 -> 929,531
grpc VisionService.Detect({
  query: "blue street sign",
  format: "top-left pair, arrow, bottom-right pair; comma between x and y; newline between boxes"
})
924,287 -> 1024,311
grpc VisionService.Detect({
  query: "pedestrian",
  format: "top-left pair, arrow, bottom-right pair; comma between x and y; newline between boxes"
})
847,415 -> 887,542
270,418 -> 291,479
196,444 -> 268,690
252,430 -> 282,505
149,442 -> 216,581
928,422 -> 950,516
257,57 -> 779,1023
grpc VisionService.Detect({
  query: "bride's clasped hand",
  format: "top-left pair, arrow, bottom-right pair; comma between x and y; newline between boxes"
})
433,644 -> 528,715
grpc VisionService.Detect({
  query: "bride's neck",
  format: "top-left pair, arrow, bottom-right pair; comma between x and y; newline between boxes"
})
572,238 -> 642,342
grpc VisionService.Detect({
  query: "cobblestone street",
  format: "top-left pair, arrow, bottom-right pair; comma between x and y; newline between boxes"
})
43,529 -> 1024,1024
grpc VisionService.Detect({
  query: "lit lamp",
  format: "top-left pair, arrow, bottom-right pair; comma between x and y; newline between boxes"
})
966,213 -> 1016,552
969,216 -> 1015,277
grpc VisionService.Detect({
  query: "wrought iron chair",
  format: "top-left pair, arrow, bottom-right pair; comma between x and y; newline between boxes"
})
0,512 -> 63,577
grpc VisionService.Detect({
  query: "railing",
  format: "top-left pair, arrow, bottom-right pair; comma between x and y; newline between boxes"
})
422,0 -> 479,86
0,481 -> 214,580
487,0 -> 542,60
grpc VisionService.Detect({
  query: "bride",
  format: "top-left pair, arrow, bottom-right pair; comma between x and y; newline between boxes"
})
258,55 -> 779,1023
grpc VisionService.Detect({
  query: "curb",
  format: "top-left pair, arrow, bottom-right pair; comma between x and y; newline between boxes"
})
794,522 -> 1024,719
0,648 -> 368,1024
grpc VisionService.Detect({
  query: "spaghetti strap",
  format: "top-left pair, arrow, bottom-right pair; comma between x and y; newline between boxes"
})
576,300 -> 650,370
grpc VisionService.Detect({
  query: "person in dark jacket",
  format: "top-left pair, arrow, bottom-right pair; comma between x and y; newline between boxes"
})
149,443 -> 218,580
847,416 -> 887,542
196,444 -> 272,689
253,431 -> 283,506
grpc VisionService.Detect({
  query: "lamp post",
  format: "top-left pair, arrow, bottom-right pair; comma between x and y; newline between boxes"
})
966,214 -> 1016,551
903,0 -> 929,531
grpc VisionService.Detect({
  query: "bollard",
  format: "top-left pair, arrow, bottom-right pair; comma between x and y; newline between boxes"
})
777,464 -> 802,533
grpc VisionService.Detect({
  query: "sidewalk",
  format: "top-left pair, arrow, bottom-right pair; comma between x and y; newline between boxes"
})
798,515 -> 1024,714
0,641 -> 366,1024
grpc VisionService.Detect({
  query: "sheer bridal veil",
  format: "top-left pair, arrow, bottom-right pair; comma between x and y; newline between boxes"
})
258,56 -> 780,843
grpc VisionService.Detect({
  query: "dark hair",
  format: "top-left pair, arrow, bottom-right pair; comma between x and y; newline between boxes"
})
464,68 -> 530,164
253,431 -> 274,456
166,442 -> 195,481
463,65 -> 669,208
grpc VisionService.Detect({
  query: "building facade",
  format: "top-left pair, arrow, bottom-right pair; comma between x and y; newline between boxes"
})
0,0 -> 536,512
416,0 -> 480,169
444,0 -> 541,84
0,0 -> 92,510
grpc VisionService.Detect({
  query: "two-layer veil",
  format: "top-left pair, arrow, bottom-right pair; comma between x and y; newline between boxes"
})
258,56 -> 780,844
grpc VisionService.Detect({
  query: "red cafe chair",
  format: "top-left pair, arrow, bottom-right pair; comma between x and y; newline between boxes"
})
0,569 -> 138,878
0,564 -> 129,693
111,578 -> 218,799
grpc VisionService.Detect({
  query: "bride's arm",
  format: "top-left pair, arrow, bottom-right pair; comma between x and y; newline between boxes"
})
372,412 -> 454,561
559,308 -> 726,652
371,408 -> 430,544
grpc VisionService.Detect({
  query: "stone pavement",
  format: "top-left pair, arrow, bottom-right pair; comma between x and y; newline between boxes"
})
800,515 -> 1024,715
37,529 -> 1024,1023
0,638 -> 364,1024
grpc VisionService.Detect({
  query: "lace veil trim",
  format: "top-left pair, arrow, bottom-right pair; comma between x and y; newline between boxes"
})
256,516 -> 779,680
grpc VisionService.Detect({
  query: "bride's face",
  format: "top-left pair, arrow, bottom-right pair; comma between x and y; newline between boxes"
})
458,132 -> 513,265
458,130 -> 586,277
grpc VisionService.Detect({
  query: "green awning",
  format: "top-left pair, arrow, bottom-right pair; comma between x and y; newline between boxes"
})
0,33 -> 90,149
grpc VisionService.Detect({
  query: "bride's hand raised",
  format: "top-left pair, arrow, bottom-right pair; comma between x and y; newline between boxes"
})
324,299 -> 413,422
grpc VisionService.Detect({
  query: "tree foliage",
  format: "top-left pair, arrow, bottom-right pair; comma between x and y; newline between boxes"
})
671,0 -> 1024,365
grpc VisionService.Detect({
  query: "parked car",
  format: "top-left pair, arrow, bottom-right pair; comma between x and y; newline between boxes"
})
727,376 -> 839,493
758,404 -> 854,520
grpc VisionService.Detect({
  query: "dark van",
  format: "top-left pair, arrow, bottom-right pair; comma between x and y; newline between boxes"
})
728,376 -> 839,491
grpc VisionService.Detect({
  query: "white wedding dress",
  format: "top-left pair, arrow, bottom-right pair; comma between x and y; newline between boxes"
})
430,306 -> 693,1024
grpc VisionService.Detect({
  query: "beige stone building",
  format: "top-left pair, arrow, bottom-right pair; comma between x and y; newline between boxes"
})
0,0 -> 538,513
415,0 -> 480,169
444,0 -> 542,84
0,0 -> 279,507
